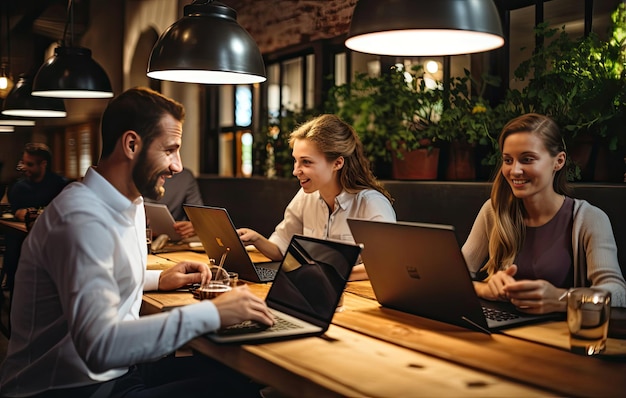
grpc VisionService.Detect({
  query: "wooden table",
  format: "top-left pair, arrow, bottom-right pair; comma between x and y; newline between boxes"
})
0,218 -> 28,235
144,251 -> 626,397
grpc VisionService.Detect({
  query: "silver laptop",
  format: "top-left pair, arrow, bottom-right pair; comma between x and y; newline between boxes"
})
207,234 -> 363,344
347,218 -> 562,333
184,204 -> 280,283
145,203 -> 182,241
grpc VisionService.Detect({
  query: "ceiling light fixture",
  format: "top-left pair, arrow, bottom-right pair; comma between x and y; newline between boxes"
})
32,0 -> 113,98
147,0 -> 266,84
0,65 -> 13,98
0,114 -> 35,126
345,0 -> 505,56
2,75 -> 67,118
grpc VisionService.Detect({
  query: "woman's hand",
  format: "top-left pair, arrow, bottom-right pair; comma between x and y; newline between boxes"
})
504,279 -> 568,314
236,228 -> 283,261
475,265 -> 518,301
236,227 -> 262,244
158,261 -> 211,291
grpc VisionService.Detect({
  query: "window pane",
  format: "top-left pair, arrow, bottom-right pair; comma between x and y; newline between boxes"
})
351,52 -> 380,77
267,63 -> 280,121
306,54 -> 315,109
335,52 -> 347,86
219,132 -> 234,176
219,85 -> 234,127
282,57 -> 302,111
241,132 -> 253,177
235,85 -> 252,127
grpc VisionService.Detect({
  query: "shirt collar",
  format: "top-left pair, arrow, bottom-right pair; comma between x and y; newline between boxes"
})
316,189 -> 354,211
83,167 -> 143,217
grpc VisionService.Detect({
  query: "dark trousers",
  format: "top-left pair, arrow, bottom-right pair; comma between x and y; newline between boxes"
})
26,354 -> 263,398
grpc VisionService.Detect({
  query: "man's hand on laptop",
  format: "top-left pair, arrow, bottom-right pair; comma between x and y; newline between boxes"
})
158,261 -> 211,291
213,285 -> 274,328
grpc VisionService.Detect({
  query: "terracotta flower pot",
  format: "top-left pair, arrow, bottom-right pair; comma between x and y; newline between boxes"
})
391,147 -> 440,180
445,141 -> 476,181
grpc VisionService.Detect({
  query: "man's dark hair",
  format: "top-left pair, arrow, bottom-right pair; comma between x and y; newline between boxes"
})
99,87 -> 185,159
24,143 -> 52,165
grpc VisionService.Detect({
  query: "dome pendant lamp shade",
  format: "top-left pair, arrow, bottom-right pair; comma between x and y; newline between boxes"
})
346,0 -> 505,56
147,0 -> 266,84
2,75 -> 66,118
0,114 -> 35,126
32,46 -> 114,98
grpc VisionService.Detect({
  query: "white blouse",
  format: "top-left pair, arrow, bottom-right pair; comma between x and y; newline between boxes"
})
269,188 -> 396,254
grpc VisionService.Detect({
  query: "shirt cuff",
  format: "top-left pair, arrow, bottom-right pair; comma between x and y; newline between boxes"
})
144,269 -> 162,291
181,299 -> 222,331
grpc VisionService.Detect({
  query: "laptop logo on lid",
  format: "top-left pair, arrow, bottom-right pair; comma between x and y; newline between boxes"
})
406,266 -> 421,279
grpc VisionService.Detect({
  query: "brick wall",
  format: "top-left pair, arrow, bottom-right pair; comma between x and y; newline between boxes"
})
224,0 -> 358,53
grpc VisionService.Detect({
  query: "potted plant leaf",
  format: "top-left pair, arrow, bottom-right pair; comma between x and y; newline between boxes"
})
327,64 -> 448,179
507,2 -> 626,181
424,69 -> 510,180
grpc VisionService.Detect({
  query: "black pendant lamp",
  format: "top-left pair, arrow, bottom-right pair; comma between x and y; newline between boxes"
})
2,75 -> 67,118
147,0 -> 266,84
345,0 -> 505,56
0,113 -> 35,126
32,0 -> 113,98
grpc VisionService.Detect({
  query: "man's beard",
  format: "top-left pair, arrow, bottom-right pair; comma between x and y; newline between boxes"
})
132,150 -> 169,200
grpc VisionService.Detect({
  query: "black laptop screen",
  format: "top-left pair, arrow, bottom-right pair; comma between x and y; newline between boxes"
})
266,236 -> 361,326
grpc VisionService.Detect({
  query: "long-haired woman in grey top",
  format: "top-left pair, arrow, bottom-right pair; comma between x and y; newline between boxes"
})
462,113 -> 626,312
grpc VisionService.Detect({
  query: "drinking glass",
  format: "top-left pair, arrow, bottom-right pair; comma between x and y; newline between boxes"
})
145,228 -> 152,253
567,287 -> 611,356
197,266 -> 232,299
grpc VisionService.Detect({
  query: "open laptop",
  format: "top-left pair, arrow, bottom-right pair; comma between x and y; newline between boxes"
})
207,234 -> 363,344
184,204 -> 280,283
347,218 -> 563,333
145,203 -> 182,241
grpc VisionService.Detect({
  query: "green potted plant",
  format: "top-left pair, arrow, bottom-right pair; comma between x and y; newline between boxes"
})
327,64 -> 448,179
507,2 -> 626,181
424,69 -> 511,180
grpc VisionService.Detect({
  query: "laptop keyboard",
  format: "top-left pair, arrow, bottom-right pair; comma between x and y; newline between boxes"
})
217,316 -> 300,336
482,306 -> 521,322
256,266 -> 278,281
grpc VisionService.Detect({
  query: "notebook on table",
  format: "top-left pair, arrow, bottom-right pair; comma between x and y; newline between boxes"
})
207,234 -> 363,344
347,218 -> 563,334
145,203 -> 182,242
183,204 -> 280,283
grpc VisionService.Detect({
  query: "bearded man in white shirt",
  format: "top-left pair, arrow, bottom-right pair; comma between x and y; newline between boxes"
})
0,87 -> 273,397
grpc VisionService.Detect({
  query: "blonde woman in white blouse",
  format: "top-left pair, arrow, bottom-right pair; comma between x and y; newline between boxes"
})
238,114 -> 396,280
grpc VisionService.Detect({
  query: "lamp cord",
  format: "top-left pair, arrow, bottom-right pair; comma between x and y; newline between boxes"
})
0,2 -> 9,65
6,9 -> 9,66
61,0 -> 74,47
